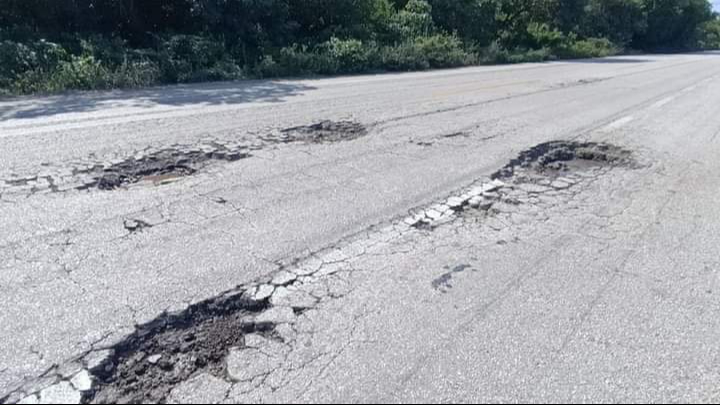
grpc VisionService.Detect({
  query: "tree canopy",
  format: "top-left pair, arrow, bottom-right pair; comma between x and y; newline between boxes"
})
1,0 -> 718,94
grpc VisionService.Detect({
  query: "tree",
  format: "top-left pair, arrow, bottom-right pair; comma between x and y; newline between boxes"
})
638,0 -> 713,49
427,0 -> 499,46
582,0 -> 646,46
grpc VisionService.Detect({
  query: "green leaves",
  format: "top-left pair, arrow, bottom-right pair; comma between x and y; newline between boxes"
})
1,0 -> 718,95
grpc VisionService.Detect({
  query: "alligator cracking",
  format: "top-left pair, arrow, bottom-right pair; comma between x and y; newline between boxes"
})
407,140 -> 634,230
77,145 -> 249,191
86,291 -> 271,404
1,120 -> 368,196
492,141 -> 632,180
263,120 -> 368,144
82,120 -> 366,190
2,139 -> 636,404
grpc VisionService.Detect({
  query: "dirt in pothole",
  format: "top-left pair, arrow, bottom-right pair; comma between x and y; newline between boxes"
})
78,146 -> 250,191
86,292 -> 272,404
492,141 -> 633,180
266,120 -> 368,144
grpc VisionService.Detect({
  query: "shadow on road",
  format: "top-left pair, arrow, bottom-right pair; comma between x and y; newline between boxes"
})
0,80 -> 316,121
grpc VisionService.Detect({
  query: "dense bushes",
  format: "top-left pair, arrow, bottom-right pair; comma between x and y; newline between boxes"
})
0,35 -> 246,94
254,34 -> 473,77
1,0 -> 718,95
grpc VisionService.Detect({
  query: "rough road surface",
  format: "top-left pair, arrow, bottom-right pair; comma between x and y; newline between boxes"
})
2,53 -> 720,403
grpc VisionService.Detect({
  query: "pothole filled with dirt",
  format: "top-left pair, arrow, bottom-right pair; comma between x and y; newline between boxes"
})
78,146 -> 250,191
85,292 -> 272,404
265,120 -> 368,144
492,141 -> 632,180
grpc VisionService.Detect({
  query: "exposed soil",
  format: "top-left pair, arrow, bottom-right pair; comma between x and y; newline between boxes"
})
78,146 -> 250,191
492,141 -> 632,180
86,291 -> 271,404
6,139 -> 635,404
266,120 -> 368,144
408,140 -> 634,231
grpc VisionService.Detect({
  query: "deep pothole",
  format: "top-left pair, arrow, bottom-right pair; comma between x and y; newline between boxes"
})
84,292 -> 272,404
407,141 -> 633,230
2,120 -> 369,196
492,141 -> 632,180
77,145 -> 250,191
264,120 -> 367,144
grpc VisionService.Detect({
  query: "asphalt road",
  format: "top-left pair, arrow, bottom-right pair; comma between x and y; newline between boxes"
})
2,53 -> 720,403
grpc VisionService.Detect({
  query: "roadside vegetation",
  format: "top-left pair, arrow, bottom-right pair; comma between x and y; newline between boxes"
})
1,0 -> 719,95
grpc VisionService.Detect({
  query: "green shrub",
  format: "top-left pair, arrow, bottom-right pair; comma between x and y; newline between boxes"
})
157,35 -> 241,83
256,39 -> 380,78
482,42 -> 554,64
0,40 -> 67,79
556,37 -> 619,58
110,59 -> 162,88
322,37 -> 377,73
11,54 -> 108,93
508,48 -> 554,63
527,23 -> 566,49
415,34 -> 473,68
254,45 -> 333,77
389,0 -> 436,41
697,20 -> 720,50
381,42 -> 431,71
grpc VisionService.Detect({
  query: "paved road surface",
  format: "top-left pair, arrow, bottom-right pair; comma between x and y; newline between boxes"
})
1,53 -> 720,403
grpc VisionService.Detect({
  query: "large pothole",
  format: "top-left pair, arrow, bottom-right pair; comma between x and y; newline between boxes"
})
2,121 -> 368,196
78,145 -> 250,191
492,141 -> 632,180
407,140 -> 633,230
85,291 -> 271,404
264,120 -> 368,144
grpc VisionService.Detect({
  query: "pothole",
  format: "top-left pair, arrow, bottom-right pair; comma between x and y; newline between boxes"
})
85,291 -> 271,404
265,120 -> 367,144
78,146 -> 250,191
492,141 -> 632,180
3,121 -> 368,196
405,141 -> 633,230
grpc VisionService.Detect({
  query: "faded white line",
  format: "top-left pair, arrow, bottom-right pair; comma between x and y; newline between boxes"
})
603,116 -> 635,132
651,96 -> 675,109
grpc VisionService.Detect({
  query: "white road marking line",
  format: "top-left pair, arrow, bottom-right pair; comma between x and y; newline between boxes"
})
603,116 -> 634,131
651,97 -> 675,109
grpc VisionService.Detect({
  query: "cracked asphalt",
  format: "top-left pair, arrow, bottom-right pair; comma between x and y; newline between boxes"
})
2,53 -> 720,403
